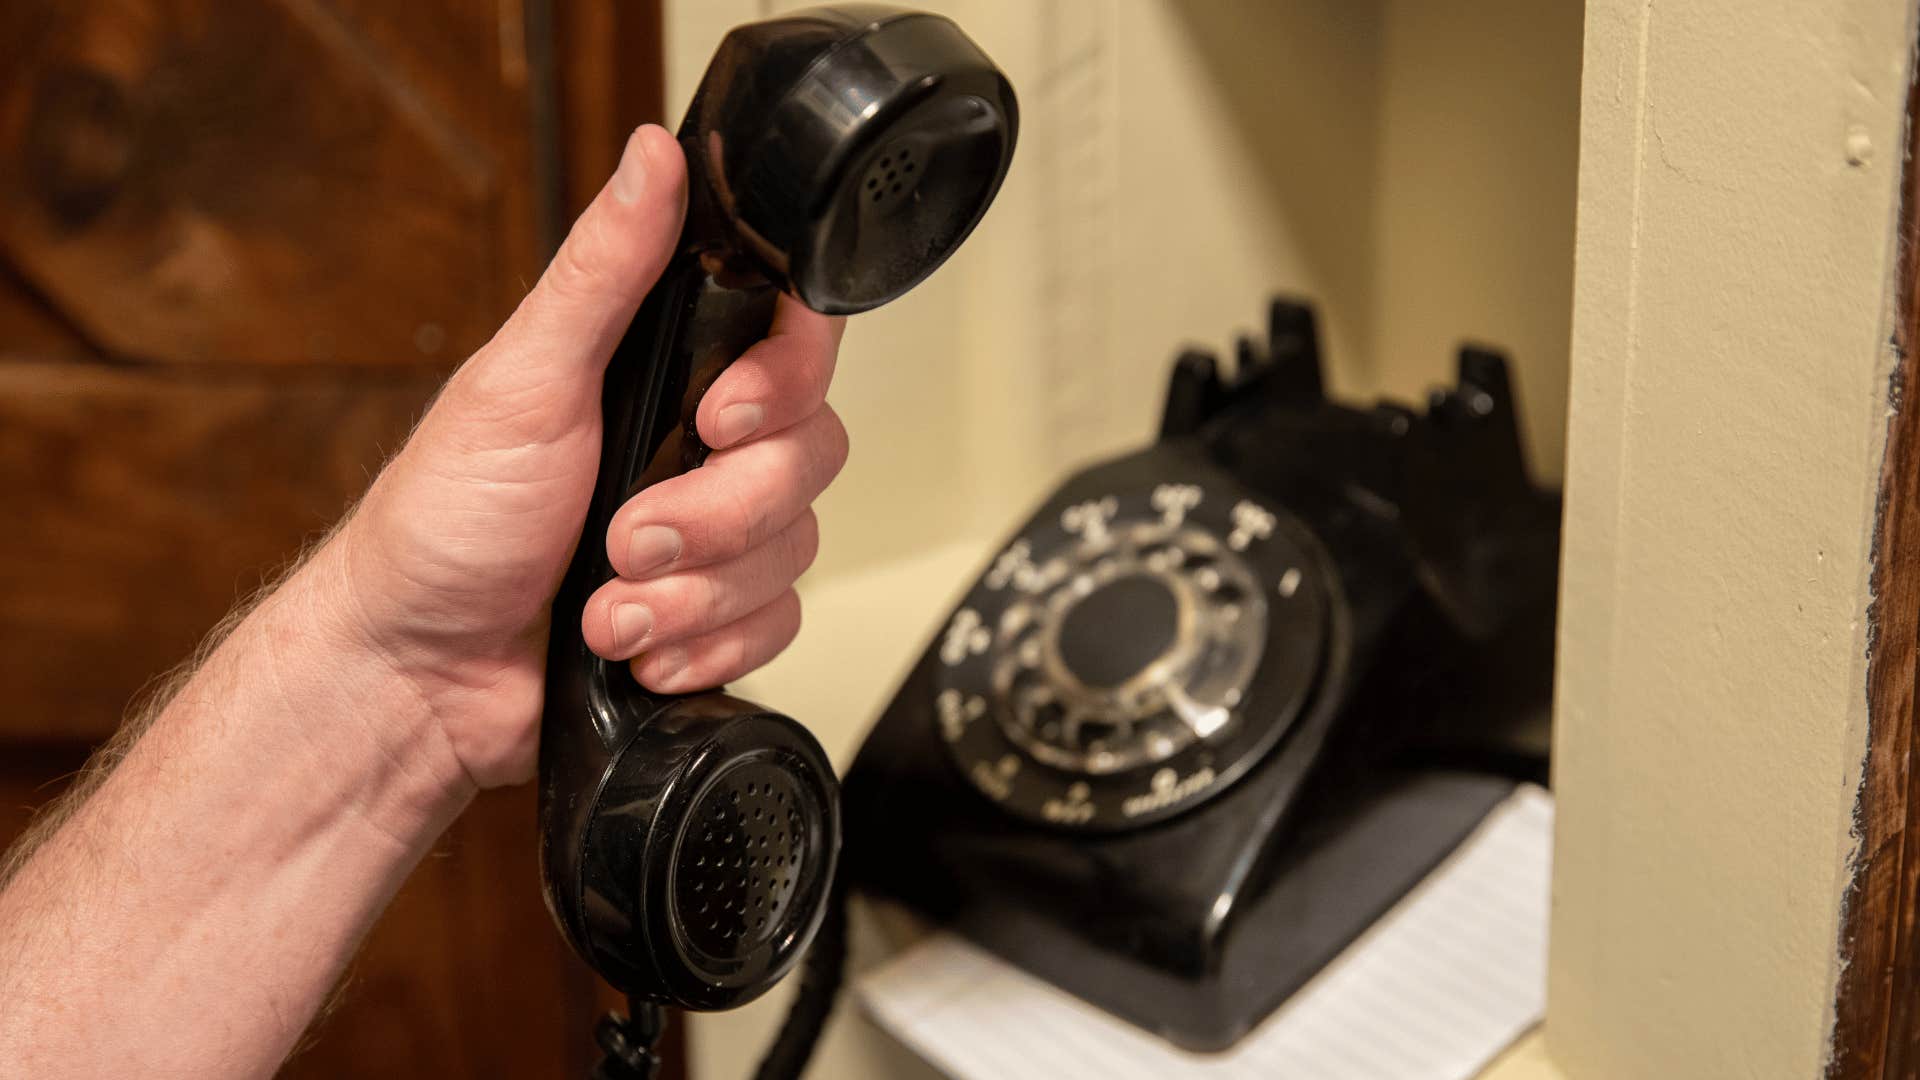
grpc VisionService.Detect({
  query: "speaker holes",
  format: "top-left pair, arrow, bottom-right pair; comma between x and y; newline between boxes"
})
674,759 -> 815,960
863,143 -> 922,211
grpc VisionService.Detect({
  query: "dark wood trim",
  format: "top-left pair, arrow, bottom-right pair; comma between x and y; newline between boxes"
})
553,0 -> 667,220
1829,33 -> 1920,1080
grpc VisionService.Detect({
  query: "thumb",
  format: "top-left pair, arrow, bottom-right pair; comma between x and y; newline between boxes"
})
434,124 -> 690,441
338,128 -> 689,633
497,124 -> 690,375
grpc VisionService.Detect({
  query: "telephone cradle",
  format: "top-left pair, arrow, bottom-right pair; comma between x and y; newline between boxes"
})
842,297 -> 1562,1051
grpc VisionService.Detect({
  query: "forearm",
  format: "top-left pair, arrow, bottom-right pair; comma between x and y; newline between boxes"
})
0,542 -> 474,1078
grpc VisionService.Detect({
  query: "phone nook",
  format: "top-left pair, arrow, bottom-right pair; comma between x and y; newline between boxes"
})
533,6 -> 1016,1077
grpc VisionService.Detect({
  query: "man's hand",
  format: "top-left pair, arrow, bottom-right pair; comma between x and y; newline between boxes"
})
321,124 -> 847,790
0,126 -> 848,1079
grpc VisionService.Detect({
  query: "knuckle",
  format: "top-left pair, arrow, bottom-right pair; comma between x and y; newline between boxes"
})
793,347 -> 833,412
678,515 -> 725,567
818,405 -> 851,476
639,482 -> 752,569
548,207 -> 650,309
765,591 -> 803,656
785,511 -> 821,576
640,576 -> 692,640
551,218 -> 610,297
713,477 -> 764,557
691,571 -> 726,633
724,628 -> 754,680
796,408 -> 849,496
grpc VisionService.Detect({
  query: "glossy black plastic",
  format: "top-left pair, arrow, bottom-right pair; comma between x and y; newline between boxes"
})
538,4 -> 1017,1011
843,298 -> 1562,1049
680,5 -> 1018,312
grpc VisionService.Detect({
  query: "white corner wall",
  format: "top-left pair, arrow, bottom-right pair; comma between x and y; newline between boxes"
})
1547,0 -> 1912,1075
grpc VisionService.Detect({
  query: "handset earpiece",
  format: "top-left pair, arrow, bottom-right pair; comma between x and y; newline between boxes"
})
538,5 -> 1017,1012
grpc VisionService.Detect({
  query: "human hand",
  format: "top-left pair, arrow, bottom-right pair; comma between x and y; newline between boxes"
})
310,125 -> 847,791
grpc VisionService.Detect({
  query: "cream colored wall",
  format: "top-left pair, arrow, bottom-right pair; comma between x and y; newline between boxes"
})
1370,0 -> 1583,481
1544,0 -> 1912,1077
661,3 -> 1582,1078
674,0 -> 1582,578
675,1 -> 1399,589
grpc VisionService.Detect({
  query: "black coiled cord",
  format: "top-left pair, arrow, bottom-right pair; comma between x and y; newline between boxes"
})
593,998 -> 667,1080
588,876 -> 848,1080
752,873 -> 848,1080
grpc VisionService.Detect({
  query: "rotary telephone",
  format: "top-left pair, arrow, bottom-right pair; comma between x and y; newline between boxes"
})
532,4 -> 1558,1071
841,298 -> 1562,1050
533,6 -> 1015,1078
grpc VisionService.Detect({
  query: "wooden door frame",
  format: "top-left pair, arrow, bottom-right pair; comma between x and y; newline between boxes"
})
1829,22 -> 1920,1077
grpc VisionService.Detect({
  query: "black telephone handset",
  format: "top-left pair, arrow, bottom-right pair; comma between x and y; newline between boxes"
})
842,299 -> 1562,1051
537,0 -> 1015,1038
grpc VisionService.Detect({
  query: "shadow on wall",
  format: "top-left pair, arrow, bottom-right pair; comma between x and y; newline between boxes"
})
1166,0 -> 1583,483
1163,0 -> 1386,378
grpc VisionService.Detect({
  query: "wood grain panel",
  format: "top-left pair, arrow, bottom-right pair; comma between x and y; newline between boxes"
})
0,360 -> 443,741
0,262 -> 96,361
554,0 -> 667,217
321,0 -> 547,294
0,0 -> 508,366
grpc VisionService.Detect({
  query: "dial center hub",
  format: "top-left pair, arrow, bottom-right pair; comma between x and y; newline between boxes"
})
1055,574 -> 1180,690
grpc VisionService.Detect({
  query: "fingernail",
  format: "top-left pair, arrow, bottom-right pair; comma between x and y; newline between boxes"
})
640,646 -> 688,690
625,525 -> 682,577
610,129 -> 651,206
610,602 -> 653,652
714,403 -> 764,447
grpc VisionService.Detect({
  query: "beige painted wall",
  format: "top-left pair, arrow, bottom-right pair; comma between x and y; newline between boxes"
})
670,1 -> 1582,588
1370,0 -> 1583,481
1545,0 -> 1912,1076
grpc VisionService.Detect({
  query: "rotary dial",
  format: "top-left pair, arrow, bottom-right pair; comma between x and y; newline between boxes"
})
988,521 -> 1266,775
935,474 -> 1331,830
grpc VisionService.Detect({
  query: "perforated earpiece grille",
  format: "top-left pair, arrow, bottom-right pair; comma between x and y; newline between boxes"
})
675,758 -> 811,959
861,141 -> 923,213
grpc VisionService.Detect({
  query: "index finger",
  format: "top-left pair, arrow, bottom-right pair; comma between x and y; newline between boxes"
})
695,294 -> 846,450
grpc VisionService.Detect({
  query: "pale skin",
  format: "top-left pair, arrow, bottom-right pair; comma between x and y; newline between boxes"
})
0,125 -> 848,1077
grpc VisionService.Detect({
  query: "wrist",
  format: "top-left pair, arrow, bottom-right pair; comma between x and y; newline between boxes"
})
244,538 -> 480,831
307,498 -> 553,790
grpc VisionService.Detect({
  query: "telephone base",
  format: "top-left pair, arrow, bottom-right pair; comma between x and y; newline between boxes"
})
947,770 -> 1512,1051
842,296 -> 1558,1052
848,705 -> 1516,1052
